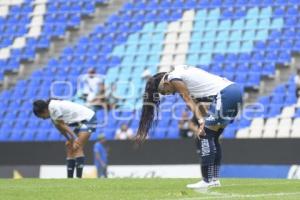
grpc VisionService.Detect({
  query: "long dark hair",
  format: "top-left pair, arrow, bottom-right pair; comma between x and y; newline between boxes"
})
32,98 -> 59,117
136,72 -> 166,142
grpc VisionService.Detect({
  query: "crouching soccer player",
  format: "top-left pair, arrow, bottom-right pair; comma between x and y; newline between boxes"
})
136,65 -> 243,189
33,99 -> 97,178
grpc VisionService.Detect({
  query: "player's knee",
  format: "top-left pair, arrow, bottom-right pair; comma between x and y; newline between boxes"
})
66,148 -> 74,157
74,148 -> 84,157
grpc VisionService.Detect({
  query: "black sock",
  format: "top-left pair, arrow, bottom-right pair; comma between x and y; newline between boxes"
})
201,165 -> 209,182
213,164 -> 220,180
213,132 -> 222,180
67,159 -> 76,178
200,128 -> 218,183
75,156 -> 85,178
201,165 -> 213,183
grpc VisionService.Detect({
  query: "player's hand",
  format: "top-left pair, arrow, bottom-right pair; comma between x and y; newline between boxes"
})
73,140 -> 81,150
197,119 -> 206,137
65,140 -> 73,148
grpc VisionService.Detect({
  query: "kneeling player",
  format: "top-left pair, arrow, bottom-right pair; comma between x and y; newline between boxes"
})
33,99 -> 97,178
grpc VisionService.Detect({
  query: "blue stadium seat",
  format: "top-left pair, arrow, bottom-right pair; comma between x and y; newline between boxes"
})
47,131 -> 62,141
274,7 -> 285,17
262,64 -> 275,77
258,96 -> 270,104
271,94 -> 285,105
167,128 -> 180,139
246,73 -> 260,88
285,95 -> 297,105
9,130 -> 23,141
267,106 -> 282,117
223,125 -> 236,138
278,51 -> 291,63
295,109 -> 300,117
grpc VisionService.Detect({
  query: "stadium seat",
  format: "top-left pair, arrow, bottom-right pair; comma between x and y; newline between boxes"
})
236,128 -> 250,138
277,118 -> 292,138
291,118 -> 300,138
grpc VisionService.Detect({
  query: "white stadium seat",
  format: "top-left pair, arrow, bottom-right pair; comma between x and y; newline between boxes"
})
29,16 -> 44,26
10,0 -> 23,4
250,117 -> 264,129
178,32 -> 191,43
160,55 -> 173,65
33,0 -> 48,5
236,128 -> 250,138
182,10 -> 195,21
176,43 -> 189,54
291,118 -> 300,138
280,107 -> 295,118
249,128 -> 263,138
248,118 -> 264,138
163,44 -> 176,54
0,48 -> 10,59
27,26 -> 42,37
167,22 -> 180,33
0,6 -> 9,17
291,129 -> 300,138
158,65 -> 172,72
264,117 -> 279,128
173,54 -> 186,65
263,129 -> 277,138
33,4 -> 46,15
262,117 -> 278,138
164,33 -> 178,44
180,21 -> 193,32
12,37 -> 26,49
277,118 -> 291,138
296,99 -> 300,108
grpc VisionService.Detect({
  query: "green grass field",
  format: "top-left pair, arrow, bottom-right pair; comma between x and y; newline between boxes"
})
1,178 -> 300,200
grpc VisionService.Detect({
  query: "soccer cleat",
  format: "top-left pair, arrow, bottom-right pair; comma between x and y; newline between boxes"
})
211,179 -> 221,187
186,180 -> 211,189
186,180 -> 221,189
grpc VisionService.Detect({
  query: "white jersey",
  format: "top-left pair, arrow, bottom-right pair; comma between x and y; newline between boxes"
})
167,65 -> 233,98
49,100 -> 95,124
115,128 -> 134,140
79,74 -> 103,95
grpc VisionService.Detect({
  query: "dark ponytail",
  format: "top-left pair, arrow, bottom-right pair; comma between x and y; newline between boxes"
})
136,72 -> 166,142
32,99 -> 51,117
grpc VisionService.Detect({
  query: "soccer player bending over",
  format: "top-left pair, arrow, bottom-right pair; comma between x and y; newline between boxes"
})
136,65 -> 243,189
33,99 -> 97,178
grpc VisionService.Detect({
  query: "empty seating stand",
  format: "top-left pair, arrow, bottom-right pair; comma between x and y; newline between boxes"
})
1,0 -> 300,141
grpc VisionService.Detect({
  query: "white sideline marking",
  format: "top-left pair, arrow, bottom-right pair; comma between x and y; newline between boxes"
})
176,192 -> 300,200
219,181 -> 293,188
162,181 -> 300,200
161,191 -> 300,200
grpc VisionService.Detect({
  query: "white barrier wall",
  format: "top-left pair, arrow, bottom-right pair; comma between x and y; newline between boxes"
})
40,165 -> 201,179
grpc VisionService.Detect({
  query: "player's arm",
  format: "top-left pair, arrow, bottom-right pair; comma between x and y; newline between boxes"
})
53,120 -> 77,142
170,80 -> 206,136
170,80 -> 205,123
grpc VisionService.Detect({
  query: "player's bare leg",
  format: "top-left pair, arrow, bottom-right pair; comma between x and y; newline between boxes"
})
73,132 -> 91,178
